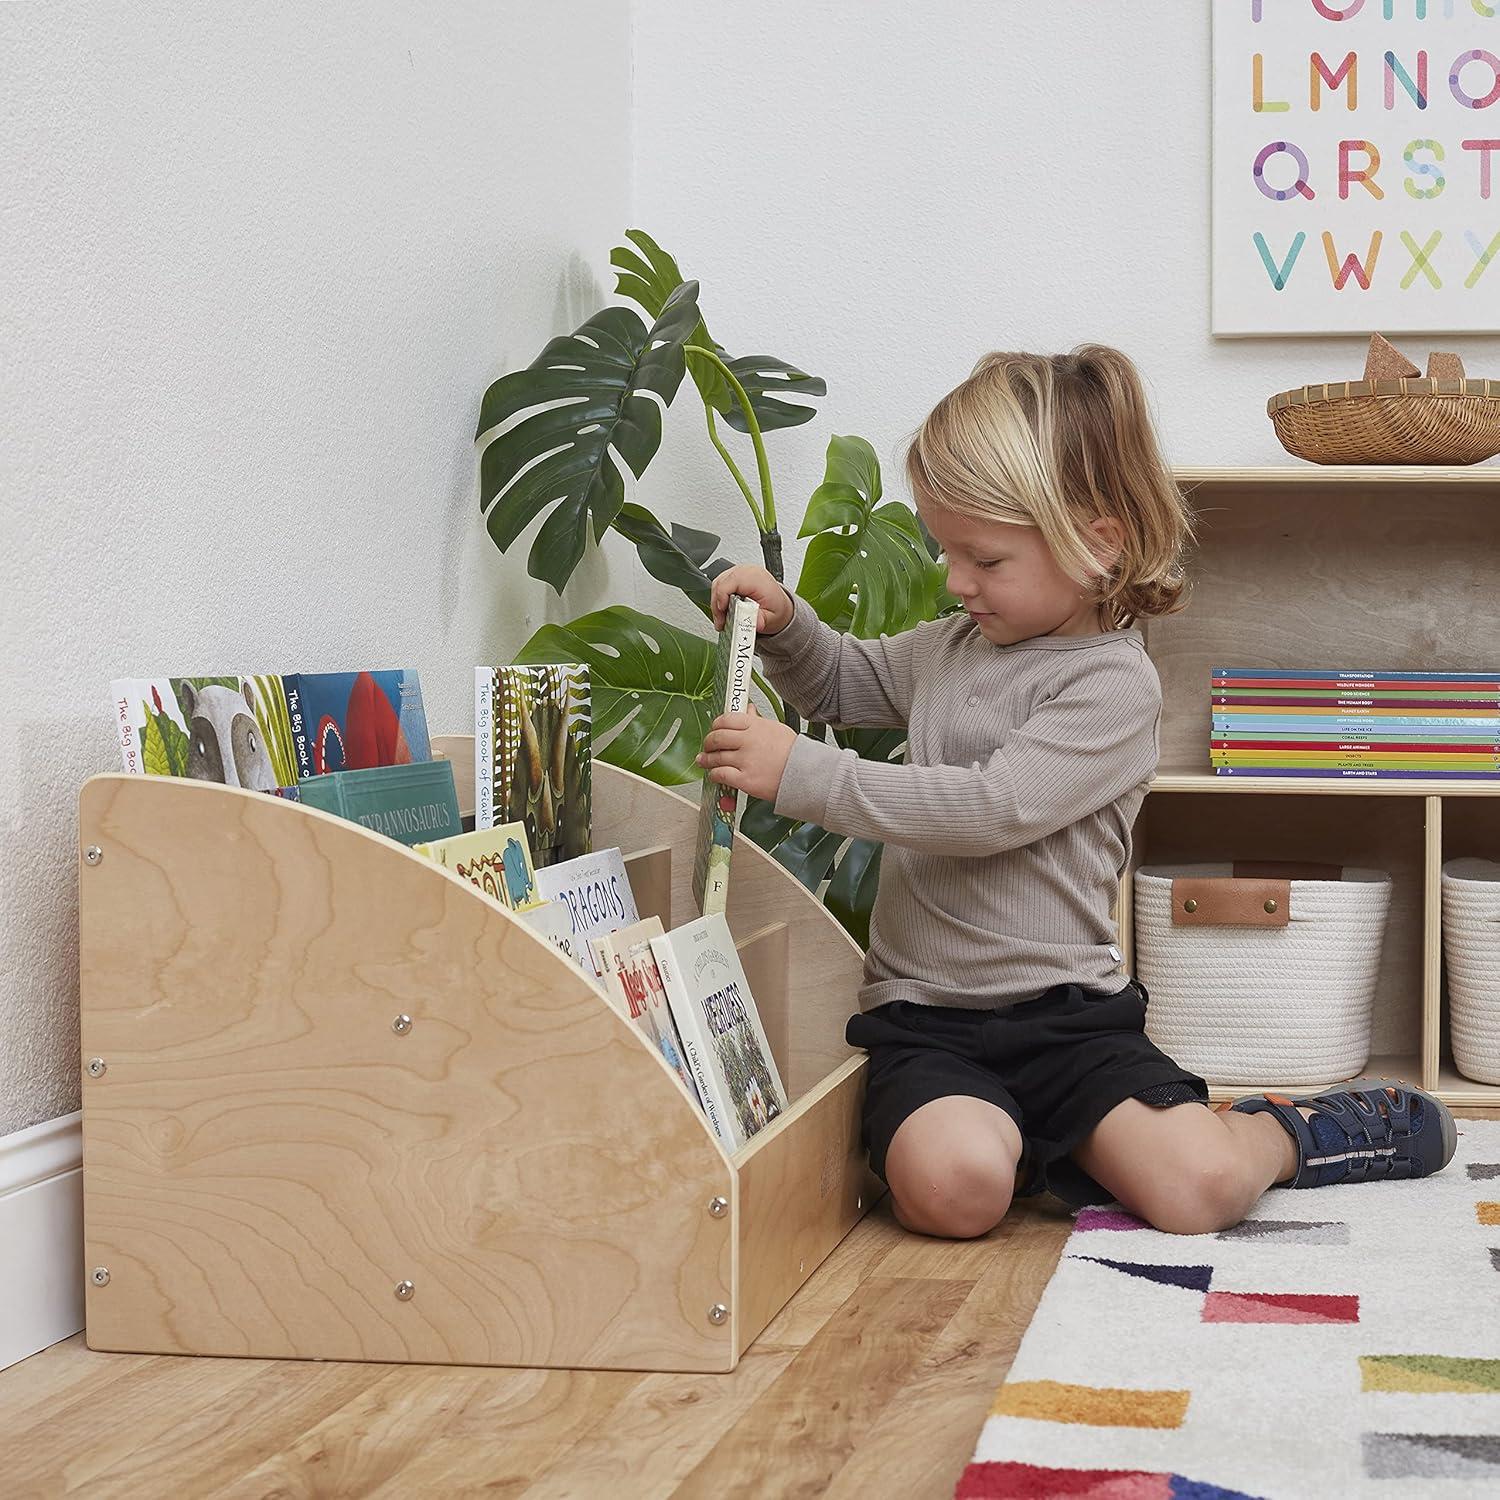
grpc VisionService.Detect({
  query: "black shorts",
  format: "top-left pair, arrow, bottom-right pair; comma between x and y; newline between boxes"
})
845,977 -> 1209,1209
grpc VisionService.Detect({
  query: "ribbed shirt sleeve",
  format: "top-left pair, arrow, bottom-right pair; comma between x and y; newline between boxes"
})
773,653 -> 1161,857
754,592 -> 934,728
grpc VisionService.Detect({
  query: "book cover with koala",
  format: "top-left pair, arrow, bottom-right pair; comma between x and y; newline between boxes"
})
649,912 -> 787,1152
110,677 -> 298,789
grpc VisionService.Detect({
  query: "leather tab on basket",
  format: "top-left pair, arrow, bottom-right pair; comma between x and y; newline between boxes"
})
1364,332 -> 1420,381
1170,877 -> 1291,927
1426,351 -> 1465,380
1232,860 -> 1341,881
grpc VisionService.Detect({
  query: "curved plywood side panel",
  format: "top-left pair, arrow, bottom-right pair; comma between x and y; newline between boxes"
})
77,774 -> 737,1373
589,759 -> 867,1101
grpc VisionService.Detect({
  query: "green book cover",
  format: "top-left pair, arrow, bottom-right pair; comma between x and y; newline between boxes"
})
295,760 -> 462,846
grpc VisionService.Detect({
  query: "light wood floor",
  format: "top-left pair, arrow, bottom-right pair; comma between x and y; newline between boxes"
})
7,1108 -> 1496,1499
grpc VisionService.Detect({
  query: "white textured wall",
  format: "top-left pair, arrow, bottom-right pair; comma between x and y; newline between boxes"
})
627,0 -> 1500,626
0,1 -> 633,1136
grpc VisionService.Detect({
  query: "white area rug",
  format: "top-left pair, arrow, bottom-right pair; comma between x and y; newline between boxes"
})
956,1118 -> 1500,1500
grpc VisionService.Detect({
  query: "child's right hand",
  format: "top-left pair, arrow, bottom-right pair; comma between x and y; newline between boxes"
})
710,565 -> 795,635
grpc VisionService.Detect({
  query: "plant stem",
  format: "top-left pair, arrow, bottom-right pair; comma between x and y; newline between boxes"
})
685,344 -> 777,533
702,403 -> 764,531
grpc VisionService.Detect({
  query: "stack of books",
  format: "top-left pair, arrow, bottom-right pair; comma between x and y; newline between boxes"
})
1211,667 -> 1500,780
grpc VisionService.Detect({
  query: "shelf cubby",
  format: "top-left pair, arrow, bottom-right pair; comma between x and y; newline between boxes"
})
1130,466 -> 1500,1106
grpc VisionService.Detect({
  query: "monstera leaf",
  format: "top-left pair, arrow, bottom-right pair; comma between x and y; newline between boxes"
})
476,281 -> 702,593
611,229 -> 826,433
515,605 -> 725,786
610,502 -> 731,618
797,435 -> 953,637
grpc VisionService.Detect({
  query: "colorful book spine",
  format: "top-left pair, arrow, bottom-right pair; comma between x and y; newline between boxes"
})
1214,716 -> 1500,730
1213,739 -> 1500,752
1212,668 -> 1500,683
693,595 -> 759,918
1213,767 -> 1500,780
1213,695 -> 1500,710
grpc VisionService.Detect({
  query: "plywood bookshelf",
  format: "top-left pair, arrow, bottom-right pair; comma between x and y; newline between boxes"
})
77,756 -> 882,1375
1122,465 -> 1500,1105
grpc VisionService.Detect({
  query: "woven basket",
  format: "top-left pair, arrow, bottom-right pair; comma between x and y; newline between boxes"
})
1268,335 -> 1500,465
1441,858 -> 1500,1085
1134,862 -> 1392,1085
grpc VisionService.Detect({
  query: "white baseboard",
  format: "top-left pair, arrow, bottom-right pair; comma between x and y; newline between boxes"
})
0,1111 -> 84,1371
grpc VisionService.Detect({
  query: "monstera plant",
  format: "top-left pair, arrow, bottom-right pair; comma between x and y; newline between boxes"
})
475,229 -> 954,944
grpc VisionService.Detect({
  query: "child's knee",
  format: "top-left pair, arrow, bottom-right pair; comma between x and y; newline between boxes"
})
1144,1150 -> 1257,1235
888,1145 -> 1015,1239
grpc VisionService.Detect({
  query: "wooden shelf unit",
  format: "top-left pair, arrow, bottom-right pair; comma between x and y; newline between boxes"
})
77,753 -> 882,1375
1124,465 -> 1500,1106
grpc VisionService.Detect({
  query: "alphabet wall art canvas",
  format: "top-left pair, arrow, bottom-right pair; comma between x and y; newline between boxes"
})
1212,0 -> 1500,334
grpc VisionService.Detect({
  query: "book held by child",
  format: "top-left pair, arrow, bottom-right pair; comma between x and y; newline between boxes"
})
693,594 -> 759,917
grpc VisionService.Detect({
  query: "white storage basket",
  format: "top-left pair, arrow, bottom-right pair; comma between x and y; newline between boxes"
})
1134,862 -> 1392,1086
1441,858 -> 1500,1085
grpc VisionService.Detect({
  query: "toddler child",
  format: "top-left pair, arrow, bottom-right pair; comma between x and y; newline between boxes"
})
698,344 -> 1456,1239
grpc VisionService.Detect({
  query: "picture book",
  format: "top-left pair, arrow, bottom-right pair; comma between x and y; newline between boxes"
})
532,846 -> 639,975
282,670 -> 432,779
649,913 -> 787,1151
587,916 -> 701,1103
693,594 -> 758,917
109,676 -> 298,789
476,664 -> 591,867
515,898 -> 592,972
294,759 -> 462,847
413,822 -> 538,909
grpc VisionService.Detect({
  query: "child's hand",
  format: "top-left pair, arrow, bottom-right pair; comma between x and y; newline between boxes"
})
697,706 -> 797,801
710,565 -> 795,635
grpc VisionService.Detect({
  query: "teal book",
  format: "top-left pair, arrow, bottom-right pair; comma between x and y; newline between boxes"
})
294,760 -> 462,846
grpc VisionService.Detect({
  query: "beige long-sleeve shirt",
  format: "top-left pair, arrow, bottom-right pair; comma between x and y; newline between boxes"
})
755,594 -> 1161,1011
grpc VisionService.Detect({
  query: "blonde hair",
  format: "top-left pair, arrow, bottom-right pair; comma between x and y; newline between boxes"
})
904,345 -> 1196,630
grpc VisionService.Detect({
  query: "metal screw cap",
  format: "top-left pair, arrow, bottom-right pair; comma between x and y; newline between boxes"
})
707,1303 -> 728,1326
86,1057 -> 107,1078
708,1196 -> 729,1218
1183,898 -> 1198,913
395,1280 -> 415,1301
85,846 -> 103,865
91,1267 -> 110,1286
392,1014 -> 413,1035
1264,898 -> 1278,913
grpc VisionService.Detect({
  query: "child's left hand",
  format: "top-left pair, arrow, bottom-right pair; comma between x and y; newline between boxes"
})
697,707 -> 798,801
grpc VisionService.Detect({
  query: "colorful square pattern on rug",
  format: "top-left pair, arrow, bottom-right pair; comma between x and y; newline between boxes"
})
957,1118 -> 1500,1499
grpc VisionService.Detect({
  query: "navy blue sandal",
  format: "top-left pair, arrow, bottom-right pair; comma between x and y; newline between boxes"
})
1228,1078 -> 1457,1188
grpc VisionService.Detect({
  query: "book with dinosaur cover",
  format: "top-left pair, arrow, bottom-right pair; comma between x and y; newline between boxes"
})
649,912 -> 786,1151
109,676 -> 298,788
588,916 -> 701,1104
532,846 -> 638,975
413,822 -> 538,909
693,594 -> 758,917
282,670 -> 432,779
294,760 -> 462,847
476,664 -> 591,868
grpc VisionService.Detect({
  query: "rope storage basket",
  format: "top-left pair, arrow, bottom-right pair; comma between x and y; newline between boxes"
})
1441,858 -> 1500,1086
1133,861 -> 1393,1086
1267,334 -> 1500,466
